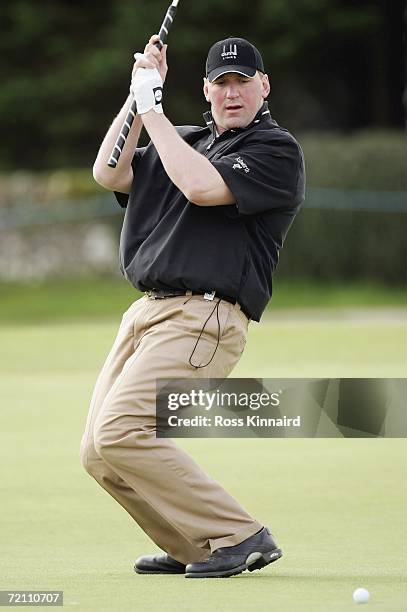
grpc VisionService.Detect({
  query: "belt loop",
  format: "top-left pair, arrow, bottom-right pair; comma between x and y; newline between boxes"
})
183,289 -> 193,305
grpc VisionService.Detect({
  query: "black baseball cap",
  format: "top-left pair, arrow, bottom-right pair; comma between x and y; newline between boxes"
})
206,37 -> 265,83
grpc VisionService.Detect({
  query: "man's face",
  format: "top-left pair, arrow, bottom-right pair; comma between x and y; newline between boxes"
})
203,71 -> 270,135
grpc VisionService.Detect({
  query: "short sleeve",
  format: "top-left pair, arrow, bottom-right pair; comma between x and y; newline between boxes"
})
113,146 -> 148,208
211,136 -> 305,216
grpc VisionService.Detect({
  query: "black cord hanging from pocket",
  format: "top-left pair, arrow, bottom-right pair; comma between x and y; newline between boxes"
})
188,299 -> 221,369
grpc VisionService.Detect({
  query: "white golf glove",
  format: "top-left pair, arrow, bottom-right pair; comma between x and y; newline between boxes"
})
130,53 -> 164,115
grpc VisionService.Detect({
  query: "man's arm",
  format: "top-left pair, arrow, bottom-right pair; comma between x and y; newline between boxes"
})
141,111 -> 235,206
92,35 -> 169,194
93,98 -> 142,194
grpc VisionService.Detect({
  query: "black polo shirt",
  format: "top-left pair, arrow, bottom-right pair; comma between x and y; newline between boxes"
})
114,102 -> 305,322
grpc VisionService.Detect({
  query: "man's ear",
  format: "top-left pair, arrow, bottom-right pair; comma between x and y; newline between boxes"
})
262,73 -> 270,99
203,77 -> 210,102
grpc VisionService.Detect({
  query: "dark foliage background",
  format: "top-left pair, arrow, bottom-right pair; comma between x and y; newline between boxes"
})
0,0 -> 405,169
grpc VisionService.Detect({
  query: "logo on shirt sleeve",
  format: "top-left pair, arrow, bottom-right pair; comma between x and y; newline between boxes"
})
232,156 -> 250,173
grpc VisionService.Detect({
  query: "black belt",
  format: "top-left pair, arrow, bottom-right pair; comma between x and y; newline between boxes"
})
145,289 -> 250,320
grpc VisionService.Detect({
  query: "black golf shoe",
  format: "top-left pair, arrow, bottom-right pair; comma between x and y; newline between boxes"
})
134,553 -> 186,574
185,527 -> 282,578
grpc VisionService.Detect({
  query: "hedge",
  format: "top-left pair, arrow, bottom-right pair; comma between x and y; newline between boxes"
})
0,131 -> 406,284
1,130 -> 406,207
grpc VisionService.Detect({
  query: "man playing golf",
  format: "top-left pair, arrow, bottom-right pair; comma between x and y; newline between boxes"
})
80,34 -> 305,578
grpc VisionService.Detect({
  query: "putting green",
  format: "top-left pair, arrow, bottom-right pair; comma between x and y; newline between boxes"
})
1,317 -> 406,611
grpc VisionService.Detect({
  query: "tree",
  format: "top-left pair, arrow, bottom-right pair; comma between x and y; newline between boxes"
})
0,0 -> 404,169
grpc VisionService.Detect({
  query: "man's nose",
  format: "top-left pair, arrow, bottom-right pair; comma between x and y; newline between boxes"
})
225,85 -> 239,98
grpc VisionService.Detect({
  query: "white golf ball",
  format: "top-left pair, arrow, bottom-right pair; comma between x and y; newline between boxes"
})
353,588 -> 370,604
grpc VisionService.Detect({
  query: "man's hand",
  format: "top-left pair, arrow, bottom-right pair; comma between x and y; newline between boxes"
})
130,34 -> 167,115
131,34 -> 168,82
131,67 -> 164,115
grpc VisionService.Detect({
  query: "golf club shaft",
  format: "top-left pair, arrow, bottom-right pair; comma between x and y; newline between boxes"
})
107,0 -> 179,168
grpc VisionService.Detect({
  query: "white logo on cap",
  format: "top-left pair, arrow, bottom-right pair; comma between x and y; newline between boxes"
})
221,44 -> 238,60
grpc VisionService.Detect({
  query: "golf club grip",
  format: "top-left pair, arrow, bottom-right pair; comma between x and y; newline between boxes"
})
107,1 -> 178,168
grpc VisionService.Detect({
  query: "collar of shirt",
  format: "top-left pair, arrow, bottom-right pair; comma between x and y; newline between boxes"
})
202,101 -> 274,140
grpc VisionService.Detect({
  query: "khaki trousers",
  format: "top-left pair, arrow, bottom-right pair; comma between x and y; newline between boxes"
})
80,294 -> 263,564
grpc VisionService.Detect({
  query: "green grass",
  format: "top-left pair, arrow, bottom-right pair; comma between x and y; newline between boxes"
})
1,316 -> 407,611
1,277 -> 407,324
